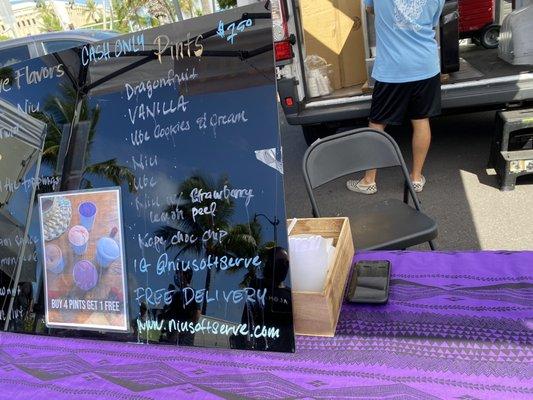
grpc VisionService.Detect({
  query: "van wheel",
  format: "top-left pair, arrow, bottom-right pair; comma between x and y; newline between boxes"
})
302,124 -> 325,146
480,24 -> 500,49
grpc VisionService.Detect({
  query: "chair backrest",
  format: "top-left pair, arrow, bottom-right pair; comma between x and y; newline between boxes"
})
303,128 -> 420,216
304,128 -> 404,189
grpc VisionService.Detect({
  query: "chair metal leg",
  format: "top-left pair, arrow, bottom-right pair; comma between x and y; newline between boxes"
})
403,181 -> 409,204
429,240 -> 436,250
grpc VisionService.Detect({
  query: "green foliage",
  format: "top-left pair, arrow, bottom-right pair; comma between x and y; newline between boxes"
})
110,0 -> 135,33
180,0 -> 197,18
0,67 -> 14,84
154,174 -> 270,312
110,0 -> 168,32
93,0 -> 224,31
32,84 -> 136,193
0,34 -> 10,41
39,1 -> 62,32
156,174 -> 236,258
217,0 -> 237,10
158,0 -> 178,21
84,0 -> 102,23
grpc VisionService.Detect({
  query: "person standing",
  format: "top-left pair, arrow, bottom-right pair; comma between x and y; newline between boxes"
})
347,0 -> 445,194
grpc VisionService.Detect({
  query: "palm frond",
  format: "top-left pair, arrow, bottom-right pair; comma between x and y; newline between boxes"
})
84,159 -> 136,192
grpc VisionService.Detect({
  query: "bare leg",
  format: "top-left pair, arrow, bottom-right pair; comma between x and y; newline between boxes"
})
361,121 -> 387,184
410,118 -> 431,182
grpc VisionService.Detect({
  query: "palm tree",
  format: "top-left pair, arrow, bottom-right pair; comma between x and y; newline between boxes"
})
156,173 -> 285,316
110,0 -> 138,33
84,0 -> 102,24
104,0 -> 202,30
147,0 -> 178,23
38,1 -> 62,32
0,67 -> 13,82
224,221 -> 276,288
217,0 -> 236,9
32,83 -> 135,193
156,174 -> 235,258
160,0 -> 194,21
156,174 -> 275,312
109,0 -> 161,33
224,222 -> 263,259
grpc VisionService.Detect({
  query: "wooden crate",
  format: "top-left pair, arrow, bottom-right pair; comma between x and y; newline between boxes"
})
288,217 -> 354,337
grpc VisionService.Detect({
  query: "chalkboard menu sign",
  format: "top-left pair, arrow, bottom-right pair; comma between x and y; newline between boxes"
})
0,2 -> 295,352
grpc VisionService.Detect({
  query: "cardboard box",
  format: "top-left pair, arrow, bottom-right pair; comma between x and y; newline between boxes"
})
300,0 -> 342,89
289,217 -> 354,337
337,0 -> 367,87
300,0 -> 367,90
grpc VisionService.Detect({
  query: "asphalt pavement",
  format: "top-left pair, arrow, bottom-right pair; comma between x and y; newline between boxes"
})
280,109 -> 533,250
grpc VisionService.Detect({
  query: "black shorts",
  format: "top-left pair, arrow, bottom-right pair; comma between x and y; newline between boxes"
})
369,73 -> 442,126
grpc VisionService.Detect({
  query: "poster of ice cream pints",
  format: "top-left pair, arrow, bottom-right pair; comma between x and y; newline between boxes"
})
38,188 -> 129,331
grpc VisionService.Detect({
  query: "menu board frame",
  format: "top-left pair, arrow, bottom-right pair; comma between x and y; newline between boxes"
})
0,2 -> 296,352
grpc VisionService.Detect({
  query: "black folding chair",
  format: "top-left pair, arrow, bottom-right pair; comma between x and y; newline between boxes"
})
303,128 -> 437,250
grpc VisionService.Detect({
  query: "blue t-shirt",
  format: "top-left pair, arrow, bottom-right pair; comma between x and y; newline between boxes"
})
365,0 -> 445,83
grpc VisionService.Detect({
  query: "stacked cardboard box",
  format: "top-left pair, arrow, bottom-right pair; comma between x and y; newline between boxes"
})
300,0 -> 367,90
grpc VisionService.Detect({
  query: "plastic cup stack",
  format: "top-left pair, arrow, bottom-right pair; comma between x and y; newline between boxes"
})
289,234 -> 331,292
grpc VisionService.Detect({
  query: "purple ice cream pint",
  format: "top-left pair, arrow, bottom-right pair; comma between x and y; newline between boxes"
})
78,201 -> 97,231
45,244 -> 64,274
73,260 -> 98,291
68,225 -> 89,255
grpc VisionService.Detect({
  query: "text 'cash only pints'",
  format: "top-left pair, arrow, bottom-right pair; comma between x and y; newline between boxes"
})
81,32 -> 204,67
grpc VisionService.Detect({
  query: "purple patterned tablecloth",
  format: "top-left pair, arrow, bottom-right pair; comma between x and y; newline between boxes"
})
1,251 -> 532,400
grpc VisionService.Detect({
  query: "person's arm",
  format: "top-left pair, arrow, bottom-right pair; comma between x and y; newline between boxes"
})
364,0 -> 374,14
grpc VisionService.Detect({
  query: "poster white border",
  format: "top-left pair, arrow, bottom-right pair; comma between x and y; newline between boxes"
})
38,187 -> 129,332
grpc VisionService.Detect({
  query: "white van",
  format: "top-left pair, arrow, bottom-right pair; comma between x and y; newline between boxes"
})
272,0 -> 533,144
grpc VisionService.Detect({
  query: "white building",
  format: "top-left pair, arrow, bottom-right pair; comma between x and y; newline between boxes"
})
0,0 -> 103,38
